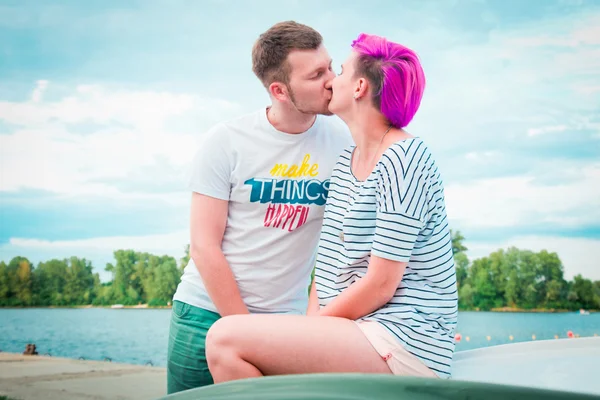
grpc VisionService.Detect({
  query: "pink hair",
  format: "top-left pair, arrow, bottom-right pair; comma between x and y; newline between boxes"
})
351,33 -> 425,128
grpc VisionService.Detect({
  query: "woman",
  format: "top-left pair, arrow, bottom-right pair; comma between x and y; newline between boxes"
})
205,33 -> 458,382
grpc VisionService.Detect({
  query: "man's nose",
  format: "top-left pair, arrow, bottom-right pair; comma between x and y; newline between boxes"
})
324,72 -> 335,89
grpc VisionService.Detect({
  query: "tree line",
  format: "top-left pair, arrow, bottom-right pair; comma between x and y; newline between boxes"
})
1,233 -> 599,311
452,232 -> 600,311
0,247 -> 189,307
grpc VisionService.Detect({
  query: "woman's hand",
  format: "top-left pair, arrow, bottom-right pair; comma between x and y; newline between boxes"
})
317,255 -> 407,320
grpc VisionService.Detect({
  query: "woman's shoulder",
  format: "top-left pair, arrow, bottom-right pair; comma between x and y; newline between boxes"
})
334,144 -> 355,164
388,136 -> 425,154
380,137 -> 431,166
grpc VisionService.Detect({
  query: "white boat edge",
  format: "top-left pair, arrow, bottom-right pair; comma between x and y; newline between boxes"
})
451,336 -> 600,396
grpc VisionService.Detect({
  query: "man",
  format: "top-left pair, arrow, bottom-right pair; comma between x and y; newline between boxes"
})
167,21 -> 353,394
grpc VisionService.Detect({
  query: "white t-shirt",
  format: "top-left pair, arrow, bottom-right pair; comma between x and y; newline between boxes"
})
173,107 -> 353,315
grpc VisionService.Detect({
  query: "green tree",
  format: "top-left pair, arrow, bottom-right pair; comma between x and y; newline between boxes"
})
454,252 -> 469,289
567,288 -> 579,305
451,230 -> 467,255
545,279 -> 564,308
106,250 -> 138,304
34,259 -> 68,305
14,258 -> 34,306
0,261 -> 9,305
516,249 -> 540,309
180,244 -> 190,273
570,275 -> 596,310
504,269 -> 519,307
5,257 -> 28,304
6,240 -> 593,311
470,257 -> 499,310
150,257 -> 181,306
458,283 -> 474,310
63,257 -> 95,305
450,230 -> 469,290
535,250 -> 565,306
593,281 -> 600,309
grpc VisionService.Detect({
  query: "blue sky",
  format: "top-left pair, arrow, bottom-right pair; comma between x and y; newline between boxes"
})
1,0 -> 599,282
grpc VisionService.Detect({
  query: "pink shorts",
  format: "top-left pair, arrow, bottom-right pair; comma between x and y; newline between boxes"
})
355,320 -> 438,378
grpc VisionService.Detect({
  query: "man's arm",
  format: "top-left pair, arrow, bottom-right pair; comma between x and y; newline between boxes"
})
190,192 -> 249,316
317,255 -> 406,320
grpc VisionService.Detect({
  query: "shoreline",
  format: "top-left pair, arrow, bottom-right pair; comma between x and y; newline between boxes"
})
0,304 -> 172,310
0,351 -> 165,368
490,307 -> 597,313
1,305 -> 597,313
0,352 -> 165,400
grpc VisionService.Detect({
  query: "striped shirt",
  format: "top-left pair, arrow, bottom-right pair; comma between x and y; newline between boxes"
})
314,137 -> 458,378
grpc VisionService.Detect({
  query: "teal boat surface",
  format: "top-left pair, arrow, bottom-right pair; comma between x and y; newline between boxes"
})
160,337 -> 600,399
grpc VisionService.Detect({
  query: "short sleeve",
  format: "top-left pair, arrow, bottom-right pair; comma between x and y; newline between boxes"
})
371,143 -> 428,262
188,124 -> 231,200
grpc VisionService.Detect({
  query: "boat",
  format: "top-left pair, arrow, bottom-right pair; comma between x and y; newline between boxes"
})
452,336 -> 600,396
159,337 -> 600,399
110,304 -> 124,309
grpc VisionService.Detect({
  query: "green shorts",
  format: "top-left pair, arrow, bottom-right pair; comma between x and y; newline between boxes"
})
167,300 -> 221,394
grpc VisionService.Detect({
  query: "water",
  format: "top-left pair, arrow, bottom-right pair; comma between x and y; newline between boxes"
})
453,312 -> 599,350
0,308 -> 171,366
1,309 -> 598,367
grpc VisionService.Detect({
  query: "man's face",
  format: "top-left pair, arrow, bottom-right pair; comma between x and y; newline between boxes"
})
285,45 -> 335,116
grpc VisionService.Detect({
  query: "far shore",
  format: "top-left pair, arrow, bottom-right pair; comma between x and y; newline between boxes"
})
490,307 -> 580,313
1,305 -> 598,313
0,304 -> 172,310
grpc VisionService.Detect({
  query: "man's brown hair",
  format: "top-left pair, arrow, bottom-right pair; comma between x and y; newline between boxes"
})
252,21 -> 323,89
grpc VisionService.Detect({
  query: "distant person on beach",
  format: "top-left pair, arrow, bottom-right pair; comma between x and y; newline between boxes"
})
166,21 -> 353,394
205,33 -> 458,382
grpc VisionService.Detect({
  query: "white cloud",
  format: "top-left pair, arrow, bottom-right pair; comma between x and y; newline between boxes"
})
466,236 -> 600,281
445,163 -> 600,228
30,80 -> 49,103
527,119 -> 600,137
573,84 -> 600,95
406,9 -> 600,152
1,3 -> 599,270
0,83 -> 243,196
8,230 -> 188,251
465,151 -> 500,161
527,125 -> 569,136
1,83 -> 198,128
502,16 -> 600,48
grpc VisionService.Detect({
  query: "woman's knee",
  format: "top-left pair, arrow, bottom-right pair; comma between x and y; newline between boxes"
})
205,316 -> 240,367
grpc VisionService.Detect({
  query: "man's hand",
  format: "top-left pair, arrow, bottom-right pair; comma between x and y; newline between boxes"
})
190,192 -> 249,316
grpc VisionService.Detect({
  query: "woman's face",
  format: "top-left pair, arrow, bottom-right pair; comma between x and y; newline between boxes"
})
328,51 -> 360,118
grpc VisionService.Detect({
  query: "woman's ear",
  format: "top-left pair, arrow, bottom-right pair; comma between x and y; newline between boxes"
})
353,78 -> 369,101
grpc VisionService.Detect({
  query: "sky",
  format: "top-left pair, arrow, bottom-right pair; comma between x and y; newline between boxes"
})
1,0 -> 599,282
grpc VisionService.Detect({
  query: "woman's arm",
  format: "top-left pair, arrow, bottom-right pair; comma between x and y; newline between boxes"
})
317,255 -> 406,319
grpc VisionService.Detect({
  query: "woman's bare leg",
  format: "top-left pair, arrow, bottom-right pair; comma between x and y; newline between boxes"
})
206,314 -> 391,383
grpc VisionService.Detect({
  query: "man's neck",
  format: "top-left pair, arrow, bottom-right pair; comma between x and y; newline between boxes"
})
266,104 -> 317,134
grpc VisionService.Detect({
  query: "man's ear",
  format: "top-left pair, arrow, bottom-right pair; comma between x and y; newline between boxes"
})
269,82 -> 290,102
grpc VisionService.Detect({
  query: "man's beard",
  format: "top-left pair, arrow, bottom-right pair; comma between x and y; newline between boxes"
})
288,85 -> 333,116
